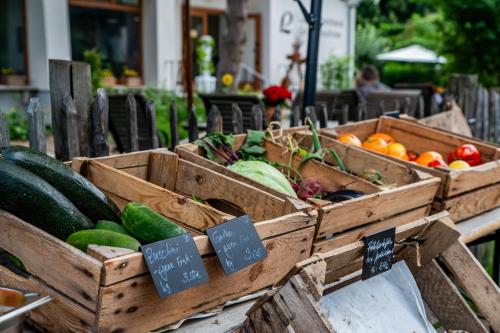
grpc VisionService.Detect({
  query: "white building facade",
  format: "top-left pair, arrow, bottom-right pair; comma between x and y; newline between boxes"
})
0,0 -> 356,110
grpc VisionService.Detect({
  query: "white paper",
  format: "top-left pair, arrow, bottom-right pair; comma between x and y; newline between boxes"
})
319,261 -> 436,333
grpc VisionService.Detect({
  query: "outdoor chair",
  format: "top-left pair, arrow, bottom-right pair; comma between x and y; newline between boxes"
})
363,90 -> 423,120
108,94 -> 161,153
199,94 -> 266,133
293,90 -> 359,124
395,83 -> 436,117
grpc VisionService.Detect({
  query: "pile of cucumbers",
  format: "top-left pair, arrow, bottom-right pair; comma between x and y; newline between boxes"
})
0,146 -> 186,254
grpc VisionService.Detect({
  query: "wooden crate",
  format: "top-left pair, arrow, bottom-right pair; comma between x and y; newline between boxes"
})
322,116 -> 500,222
243,212 -> 500,333
176,130 -> 440,254
0,150 -> 316,333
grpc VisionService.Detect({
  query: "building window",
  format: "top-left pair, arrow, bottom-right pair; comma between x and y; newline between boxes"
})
0,0 -> 28,85
69,0 -> 142,79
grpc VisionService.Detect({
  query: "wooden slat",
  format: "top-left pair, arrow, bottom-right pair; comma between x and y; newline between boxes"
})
72,150 -> 154,172
0,266 -> 96,333
97,226 -> 315,333
84,160 -> 232,231
71,61 -> 93,157
148,150 -> 178,190
175,159 -> 287,222
90,88 -> 110,157
295,131 -> 420,185
100,212 -> 316,285
437,182 -> 500,222
313,205 -> 429,253
270,275 -> 334,333
455,207 -> 500,243
319,212 -> 453,272
318,178 -> 439,236
0,210 -> 102,311
0,111 -> 8,147
440,240 -> 500,331
414,260 -> 487,333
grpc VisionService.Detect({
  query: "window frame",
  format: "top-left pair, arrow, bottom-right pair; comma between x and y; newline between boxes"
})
68,0 -> 143,77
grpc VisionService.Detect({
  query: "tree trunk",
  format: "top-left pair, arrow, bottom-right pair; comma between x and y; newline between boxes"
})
216,0 -> 249,93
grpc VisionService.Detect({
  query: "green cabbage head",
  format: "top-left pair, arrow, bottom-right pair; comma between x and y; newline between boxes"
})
227,160 -> 297,198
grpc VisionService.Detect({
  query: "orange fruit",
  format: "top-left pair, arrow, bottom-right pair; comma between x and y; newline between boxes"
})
416,151 -> 444,166
387,143 -> 407,160
337,133 -> 362,146
449,160 -> 470,170
368,132 -> 395,145
362,137 -> 389,154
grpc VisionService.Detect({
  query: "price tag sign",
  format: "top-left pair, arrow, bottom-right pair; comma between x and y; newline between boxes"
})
206,215 -> 267,275
141,233 -> 209,299
361,227 -> 396,280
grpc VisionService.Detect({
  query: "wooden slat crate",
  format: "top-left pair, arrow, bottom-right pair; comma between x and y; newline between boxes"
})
176,129 -> 440,254
322,116 -> 500,222
242,212 -> 500,333
0,150 -> 316,333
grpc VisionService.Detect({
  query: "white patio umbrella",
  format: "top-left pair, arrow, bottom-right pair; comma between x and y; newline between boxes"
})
376,44 -> 447,64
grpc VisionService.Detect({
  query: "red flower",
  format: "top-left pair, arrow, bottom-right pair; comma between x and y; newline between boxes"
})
263,85 -> 292,106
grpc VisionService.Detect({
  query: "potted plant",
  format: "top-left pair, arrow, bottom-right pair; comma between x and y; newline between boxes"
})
262,85 -> 292,122
0,68 -> 27,86
119,66 -> 142,87
101,69 -> 117,86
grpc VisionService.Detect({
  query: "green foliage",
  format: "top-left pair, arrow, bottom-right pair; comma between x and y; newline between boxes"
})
3,108 -> 28,140
321,55 -> 352,90
355,24 -> 391,68
83,49 -> 103,92
389,13 -> 444,50
141,88 -> 206,146
357,0 -> 435,27
438,0 -> 500,86
381,62 -> 446,86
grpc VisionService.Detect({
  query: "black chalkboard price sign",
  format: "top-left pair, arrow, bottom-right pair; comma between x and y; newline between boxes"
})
141,233 -> 209,299
361,227 -> 396,280
206,215 -> 267,275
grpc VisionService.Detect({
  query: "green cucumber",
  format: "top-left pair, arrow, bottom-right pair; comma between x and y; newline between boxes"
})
66,229 -> 141,252
122,202 -> 186,244
96,220 -> 128,235
0,161 -> 95,239
1,145 -> 120,223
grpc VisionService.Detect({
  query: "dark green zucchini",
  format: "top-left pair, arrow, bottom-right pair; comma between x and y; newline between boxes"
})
1,145 -> 120,222
0,160 -> 95,239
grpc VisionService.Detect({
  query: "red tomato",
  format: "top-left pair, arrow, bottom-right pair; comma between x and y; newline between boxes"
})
448,144 -> 481,166
428,159 -> 448,168
407,151 -> 418,162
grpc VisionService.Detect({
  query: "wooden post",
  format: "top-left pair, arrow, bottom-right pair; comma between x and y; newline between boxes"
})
71,61 -> 93,156
49,60 -> 71,159
305,106 -> 317,126
126,93 -> 139,152
482,88 -> 489,141
318,104 -> 328,128
207,105 -> 223,134
145,101 -> 160,149
0,111 -> 9,148
49,60 -> 93,159
169,101 -> 179,149
491,89 -> 500,143
91,89 -> 109,157
61,95 -> 80,161
290,106 -> 301,128
188,104 -> 199,142
448,74 -> 478,119
339,104 -> 349,125
232,103 -> 243,134
250,105 -> 263,130
27,97 -> 47,153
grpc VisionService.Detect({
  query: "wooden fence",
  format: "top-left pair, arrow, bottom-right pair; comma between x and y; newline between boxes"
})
448,74 -> 500,143
1,67 -> 499,159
